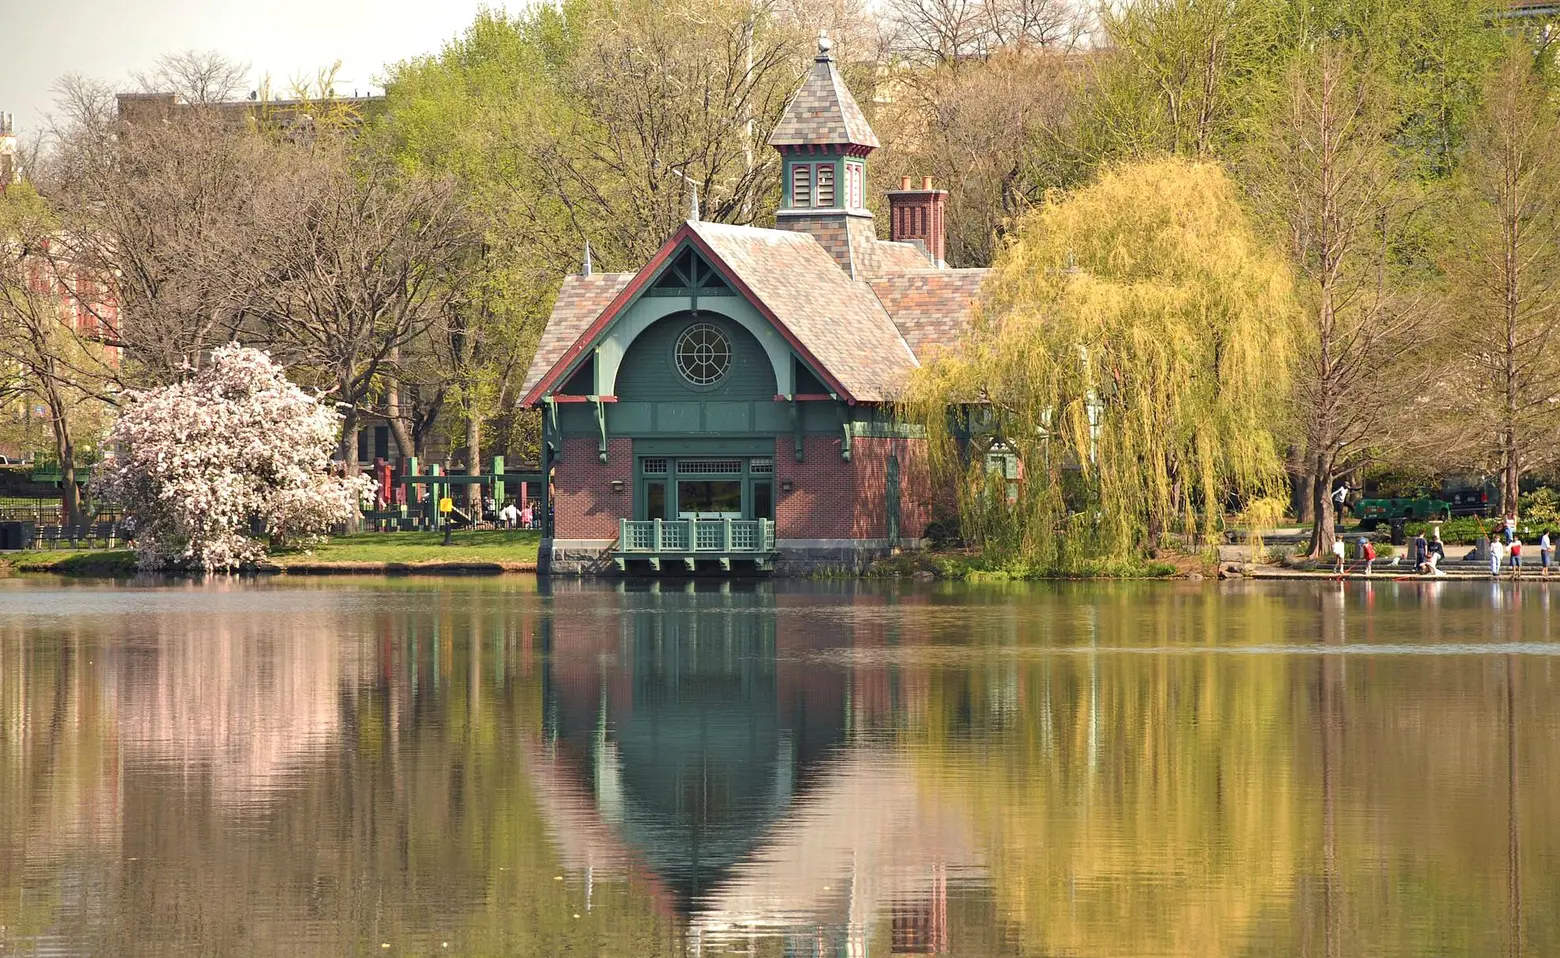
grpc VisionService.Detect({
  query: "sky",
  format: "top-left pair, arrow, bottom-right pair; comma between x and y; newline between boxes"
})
0,0 -> 504,132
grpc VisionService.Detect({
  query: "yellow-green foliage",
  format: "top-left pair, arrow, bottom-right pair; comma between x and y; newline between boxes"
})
903,157 -> 1298,568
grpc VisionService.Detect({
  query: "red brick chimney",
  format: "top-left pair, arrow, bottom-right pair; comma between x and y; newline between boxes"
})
887,175 -> 948,267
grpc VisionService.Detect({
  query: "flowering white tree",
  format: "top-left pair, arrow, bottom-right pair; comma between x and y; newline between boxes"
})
97,344 -> 374,571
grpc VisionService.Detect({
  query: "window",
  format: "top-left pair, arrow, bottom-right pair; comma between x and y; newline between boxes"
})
641,457 -> 668,475
749,458 -> 773,474
792,164 -> 812,207
678,480 -> 742,517
816,165 -> 835,208
674,323 -> 732,387
677,458 -> 743,475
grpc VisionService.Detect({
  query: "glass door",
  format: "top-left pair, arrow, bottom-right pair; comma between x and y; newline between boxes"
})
638,456 -> 774,521
637,456 -> 670,520
640,479 -> 667,521
674,457 -> 745,519
677,479 -> 743,518
750,480 -> 773,521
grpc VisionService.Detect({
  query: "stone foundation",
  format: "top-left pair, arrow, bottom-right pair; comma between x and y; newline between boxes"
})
541,536 -> 926,577
540,539 -> 618,576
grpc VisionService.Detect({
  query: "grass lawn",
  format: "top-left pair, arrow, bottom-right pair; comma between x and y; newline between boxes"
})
3,530 -> 542,576
4,549 -> 138,576
271,530 -> 541,569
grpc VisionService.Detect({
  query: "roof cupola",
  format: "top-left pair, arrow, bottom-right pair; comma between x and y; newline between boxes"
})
769,32 -> 882,277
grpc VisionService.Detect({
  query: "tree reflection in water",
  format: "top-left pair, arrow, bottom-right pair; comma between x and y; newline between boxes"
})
0,577 -> 1557,956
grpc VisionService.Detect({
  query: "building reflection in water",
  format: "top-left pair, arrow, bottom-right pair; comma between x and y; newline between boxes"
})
6,578 -> 1560,957
534,580 -> 988,956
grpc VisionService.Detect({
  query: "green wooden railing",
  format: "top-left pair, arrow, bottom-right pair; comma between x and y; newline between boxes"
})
616,518 -> 775,555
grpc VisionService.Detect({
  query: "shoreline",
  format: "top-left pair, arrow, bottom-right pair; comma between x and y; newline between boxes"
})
0,532 -> 1542,582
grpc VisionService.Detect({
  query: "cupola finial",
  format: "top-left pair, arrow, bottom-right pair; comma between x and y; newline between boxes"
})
689,184 -> 701,222
582,240 -> 593,276
816,30 -> 833,61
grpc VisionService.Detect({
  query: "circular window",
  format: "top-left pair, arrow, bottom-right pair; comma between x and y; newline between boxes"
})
675,323 -> 732,387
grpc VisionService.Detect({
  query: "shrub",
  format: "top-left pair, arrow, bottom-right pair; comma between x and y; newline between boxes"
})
1403,517 -> 1493,543
1519,487 -> 1560,530
95,345 -> 373,571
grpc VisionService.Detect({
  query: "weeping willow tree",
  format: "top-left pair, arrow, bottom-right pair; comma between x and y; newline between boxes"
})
903,158 -> 1299,569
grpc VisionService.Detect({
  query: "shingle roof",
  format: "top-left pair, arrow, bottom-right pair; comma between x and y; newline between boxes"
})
519,272 -> 635,398
521,226 -> 987,406
768,37 -> 880,151
689,220 -> 915,401
868,269 -> 989,358
871,240 -> 935,273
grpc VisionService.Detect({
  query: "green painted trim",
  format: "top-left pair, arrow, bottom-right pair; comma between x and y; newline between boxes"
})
545,400 -> 561,463
596,268 -> 795,397
643,289 -> 739,298
785,153 -> 845,211
633,437 -> 776,456
594,396 -> 608,462
844,421 -> 928,440
788,401 -> 804,462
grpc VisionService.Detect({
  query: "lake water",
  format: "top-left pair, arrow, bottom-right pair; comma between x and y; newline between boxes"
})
1,576 -> 1557,957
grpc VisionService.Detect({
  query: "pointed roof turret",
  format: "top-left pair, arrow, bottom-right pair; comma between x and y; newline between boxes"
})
768,32 -> 879,152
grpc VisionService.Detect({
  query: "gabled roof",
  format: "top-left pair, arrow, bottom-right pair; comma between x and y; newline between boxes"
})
768,36 -> 880,151
868,269 -> 989,357
691,220 -> 916,400
519,272 -> 635,399
520,221 -> 922,406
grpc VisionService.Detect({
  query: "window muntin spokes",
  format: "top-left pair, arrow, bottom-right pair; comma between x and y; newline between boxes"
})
675,322 -> 732,387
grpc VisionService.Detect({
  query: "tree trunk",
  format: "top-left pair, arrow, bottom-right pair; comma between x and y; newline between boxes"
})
1290,444 -> 1314,524
51,410 -> 81,530
384,374 -> 415,466
465,411 -> 482,512
1503,433 -> 1520,518
1309,453 -> 1335,559
339,404 -> 361,533
37,375 -> 83,529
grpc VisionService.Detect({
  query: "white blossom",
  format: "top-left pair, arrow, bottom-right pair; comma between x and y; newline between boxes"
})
97,344 -> 374,572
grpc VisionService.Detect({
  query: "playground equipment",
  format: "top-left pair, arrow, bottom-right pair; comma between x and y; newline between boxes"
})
359,456 -> 548,534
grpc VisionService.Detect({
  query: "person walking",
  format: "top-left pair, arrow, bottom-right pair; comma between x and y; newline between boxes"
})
518,502 -> 532,529
499,499 -> 519,528
1541,530 -> 1552,578
1331,536 -> 1346,575
1332,482 -> 1350,522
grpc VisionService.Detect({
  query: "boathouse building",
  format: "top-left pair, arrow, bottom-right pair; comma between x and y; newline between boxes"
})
521,35 -> 986,574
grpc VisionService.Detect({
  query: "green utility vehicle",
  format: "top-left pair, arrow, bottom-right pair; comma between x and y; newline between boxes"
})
1352,494 -> 1452,530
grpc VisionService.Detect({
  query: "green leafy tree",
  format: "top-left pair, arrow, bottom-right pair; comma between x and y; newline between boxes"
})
1246,42 -> 1446,557
380,1 -> 812,466
0,182 -> 116,527
1440,42 -> 1560,515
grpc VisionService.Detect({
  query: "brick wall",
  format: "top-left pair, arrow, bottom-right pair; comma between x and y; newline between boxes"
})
552,437 -> 633,539
774,435 -> 932,541
553,434 -> 931,543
